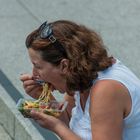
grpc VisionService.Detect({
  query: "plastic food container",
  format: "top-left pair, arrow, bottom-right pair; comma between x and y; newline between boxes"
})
16,98 -> 68,118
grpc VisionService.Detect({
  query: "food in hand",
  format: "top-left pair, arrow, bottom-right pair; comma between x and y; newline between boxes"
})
17,83 -> 68,117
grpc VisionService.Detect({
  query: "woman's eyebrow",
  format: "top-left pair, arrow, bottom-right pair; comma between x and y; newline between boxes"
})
32,61 -> 38,65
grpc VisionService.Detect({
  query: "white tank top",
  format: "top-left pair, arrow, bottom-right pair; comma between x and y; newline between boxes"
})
69,59 -> 140,140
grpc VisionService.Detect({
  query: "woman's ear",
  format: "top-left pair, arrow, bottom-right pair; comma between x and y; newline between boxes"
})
60,59 -> 69,74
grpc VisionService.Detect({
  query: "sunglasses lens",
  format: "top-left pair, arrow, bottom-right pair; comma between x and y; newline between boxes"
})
40,22 -> 53,39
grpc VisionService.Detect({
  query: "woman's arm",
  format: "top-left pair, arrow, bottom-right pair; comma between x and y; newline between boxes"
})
89,79 -> 131,140
30,110 -> 81,140
59,93 -> 75,126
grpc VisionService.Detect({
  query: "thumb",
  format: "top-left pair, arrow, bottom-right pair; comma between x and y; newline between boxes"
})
30,109 -> 44,118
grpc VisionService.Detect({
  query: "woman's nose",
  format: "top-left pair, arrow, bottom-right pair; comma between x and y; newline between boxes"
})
32,68 -> 40,77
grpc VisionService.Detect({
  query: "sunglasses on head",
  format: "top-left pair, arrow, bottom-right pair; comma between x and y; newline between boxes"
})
39,21 -> 67,57
39,21 -> 56,43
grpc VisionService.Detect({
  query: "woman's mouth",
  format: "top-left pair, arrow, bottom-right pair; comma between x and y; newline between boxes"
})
33,78 -> 59,92
35,80 -> 55,90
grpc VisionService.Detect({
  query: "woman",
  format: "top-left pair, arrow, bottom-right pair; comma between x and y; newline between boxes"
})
20,20 -> 140,140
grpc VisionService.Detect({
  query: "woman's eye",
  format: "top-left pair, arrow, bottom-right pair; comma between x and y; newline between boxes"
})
36,66 -> 41,69
34,64 -> 41,69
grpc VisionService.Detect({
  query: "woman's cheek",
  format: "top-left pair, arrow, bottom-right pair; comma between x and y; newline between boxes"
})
41,72 -> 48,81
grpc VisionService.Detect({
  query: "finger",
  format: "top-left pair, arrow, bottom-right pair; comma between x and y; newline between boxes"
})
26,86 -> 42,98
20,74 -> 33,82
25,84 -> 38,93
23,79 -> 36,88
30,110 -> 60,128
30,109 -> 47,120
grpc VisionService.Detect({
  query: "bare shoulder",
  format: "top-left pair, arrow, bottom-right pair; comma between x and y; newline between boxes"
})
89,79 -> 131,139
90,79 -> 130,107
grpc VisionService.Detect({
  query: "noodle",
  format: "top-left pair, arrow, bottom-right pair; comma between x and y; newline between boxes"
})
17,82 -> 67,118
38,83 -> 51,102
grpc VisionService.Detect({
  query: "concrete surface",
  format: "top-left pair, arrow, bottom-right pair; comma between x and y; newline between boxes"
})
0,0 -> 140,139
0,85 -> 46,140
0,124 -> 12,140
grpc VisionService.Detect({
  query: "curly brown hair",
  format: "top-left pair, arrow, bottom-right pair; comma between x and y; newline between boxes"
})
25,20 -> 113,93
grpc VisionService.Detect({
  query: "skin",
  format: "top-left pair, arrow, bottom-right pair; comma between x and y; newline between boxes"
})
20,48 -> 132,140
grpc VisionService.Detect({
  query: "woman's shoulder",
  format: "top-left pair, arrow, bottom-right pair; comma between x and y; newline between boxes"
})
90,79 -> 131,118
90,79 -> 129,100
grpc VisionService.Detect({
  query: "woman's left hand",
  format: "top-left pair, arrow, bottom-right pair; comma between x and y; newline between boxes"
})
30,109 -> 65,132
30,109 -> 82,140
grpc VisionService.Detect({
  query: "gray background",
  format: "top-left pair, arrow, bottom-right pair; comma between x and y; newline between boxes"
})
0,0 -> 140,138
0,0 -> 140,95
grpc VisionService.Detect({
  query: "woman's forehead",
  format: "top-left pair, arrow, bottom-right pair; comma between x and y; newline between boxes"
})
28,49 -> 43,62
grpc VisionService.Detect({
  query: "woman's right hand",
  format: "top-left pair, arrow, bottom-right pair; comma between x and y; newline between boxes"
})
20,74 -> 43,99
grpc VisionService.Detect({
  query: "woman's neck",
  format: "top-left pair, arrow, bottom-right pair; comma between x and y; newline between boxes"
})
80,90 -> 90,112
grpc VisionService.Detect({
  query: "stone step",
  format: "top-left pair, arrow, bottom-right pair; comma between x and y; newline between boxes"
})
0,124 -> 12,140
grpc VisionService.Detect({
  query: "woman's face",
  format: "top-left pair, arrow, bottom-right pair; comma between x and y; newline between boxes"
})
28,48 -> 68,93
